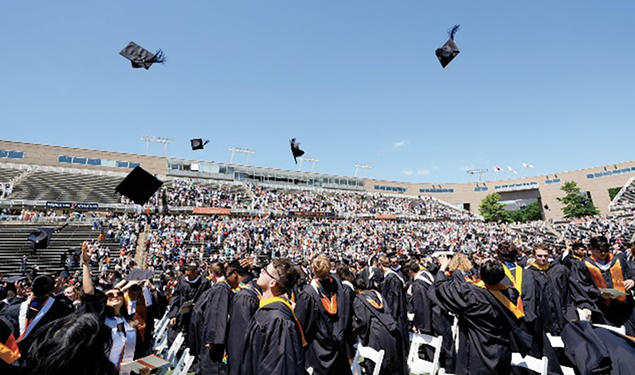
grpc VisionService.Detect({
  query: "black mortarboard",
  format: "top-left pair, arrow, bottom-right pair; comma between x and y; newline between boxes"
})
435,25 -> 460,68
290,138 -> 305,164
115,166 -> 163,205
126,268 -> 154,281
27,228 -> 53,250
190,138 -> 210,151
119,41 -> 166,70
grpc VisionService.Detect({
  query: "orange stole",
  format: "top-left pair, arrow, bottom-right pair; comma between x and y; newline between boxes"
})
125,292 -> 148,342
473,281 -> 525,319
585,256 -> 626,303
0,333 -> 20,364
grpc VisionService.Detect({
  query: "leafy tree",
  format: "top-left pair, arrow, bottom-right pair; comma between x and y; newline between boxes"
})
508,202 -> 543,223
557,181 -> 599,218
479,192 -> 509,222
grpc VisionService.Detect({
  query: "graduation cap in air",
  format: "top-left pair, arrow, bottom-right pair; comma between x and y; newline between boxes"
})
119,41 -> 166,70
115,166 -> 163,205
435,25 -> 460,68
190,138 -> 210,151
290,138 -> 304,164
126,268 -> 154,281
27,228 -> 54,250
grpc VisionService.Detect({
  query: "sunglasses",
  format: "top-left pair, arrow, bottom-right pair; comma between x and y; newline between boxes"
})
106,291 -> 123,299
263,267 -> 278,281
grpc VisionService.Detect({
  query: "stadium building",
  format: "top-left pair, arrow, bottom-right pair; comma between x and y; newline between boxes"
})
0,139 -> 633,220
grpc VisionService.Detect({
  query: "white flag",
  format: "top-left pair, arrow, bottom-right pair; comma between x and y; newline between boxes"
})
522,162 -> 535,169
507,166 -> 518,174
493,166 -> 503,172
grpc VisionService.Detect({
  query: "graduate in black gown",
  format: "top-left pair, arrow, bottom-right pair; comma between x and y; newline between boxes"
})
2,275 -> 73,356
356,255 -> 384,291
335,263 -> 357,365
167,263 -> 209,345
239,258 -> 305,375
378,256 -> 409,358
569,236 -> 635,335
496,241 -> 538,326
189,262 -> 239,375
430,259 -> 533,375
352,277 -> 407,375
524,245 -> 573,375
295,255 -> 352,375
227,261 -> 261,375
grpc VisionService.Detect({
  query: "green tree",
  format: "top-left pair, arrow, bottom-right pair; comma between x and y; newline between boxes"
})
557,181 -> 599,218
508,201 -> 543,223
479,192 -> 510,222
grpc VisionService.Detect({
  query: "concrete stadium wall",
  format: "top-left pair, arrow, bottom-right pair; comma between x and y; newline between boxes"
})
1,140 -> 633,220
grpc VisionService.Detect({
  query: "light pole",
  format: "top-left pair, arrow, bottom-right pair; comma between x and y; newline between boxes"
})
354,164 -> 372,177
298,157 -> 319,172
228,147 -> 255,164
141,136 -> 173,157
466,168 -> 488,182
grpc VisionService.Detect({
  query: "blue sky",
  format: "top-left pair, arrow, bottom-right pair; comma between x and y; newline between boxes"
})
1,1 -> 633,183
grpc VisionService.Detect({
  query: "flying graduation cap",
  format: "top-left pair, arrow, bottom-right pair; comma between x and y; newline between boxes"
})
119,41 -> 166,70
435,25 -> 460,68
290,138 -> 304,164
27,228 -> 54,250
115,166 -> 163,205
190,138 -> 211,151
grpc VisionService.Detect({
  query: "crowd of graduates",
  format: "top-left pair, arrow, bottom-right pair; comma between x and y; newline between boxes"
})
0,207 -> 634,374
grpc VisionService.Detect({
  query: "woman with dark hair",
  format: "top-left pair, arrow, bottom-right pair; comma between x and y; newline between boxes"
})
80,243 -> 149,375
24,313 -> 117,375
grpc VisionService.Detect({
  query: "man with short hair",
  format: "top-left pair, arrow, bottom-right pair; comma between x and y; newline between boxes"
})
295,255 -> 351,375
189,262 -> 238,375
239,258 -> 305,375
166,262 -> 208,345
570,236 -> 635,334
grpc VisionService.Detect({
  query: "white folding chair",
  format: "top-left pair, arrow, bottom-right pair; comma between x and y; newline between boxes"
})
511,352 -> 548,375
165,332 -> 185,365
407,332 -> 443,375
172,347 -> 195,375
351,342 -> 385,375
545,333 -> 576,375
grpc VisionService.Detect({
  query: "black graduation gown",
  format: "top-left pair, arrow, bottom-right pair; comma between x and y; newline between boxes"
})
295,278 -> 351,375
408,273 -> 434,335
352,290 -> 407,375
167,276 -> 208,343
500,263 -> 538,325
569,254 -> 635,333
3,294 -> 74,355
381,271 -> 409,355
227,281 -> 260,375
339,280 -> 356,361
356,267 -> 384,290
430,277 -> 533,375
189,282 -> 232,375
561,321 -> 635,375
524,264 -> 571,375
239,300 -> 305,375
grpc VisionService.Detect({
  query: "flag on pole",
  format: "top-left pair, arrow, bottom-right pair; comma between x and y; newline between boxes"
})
507,166 -> 518,174
522,162 -> 535,169
493,166 -> 503,172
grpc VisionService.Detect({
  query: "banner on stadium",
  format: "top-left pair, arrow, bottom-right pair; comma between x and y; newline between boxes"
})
376,214 -> 397,220
192,207 -> 232,215
288,211 -> 335,218
45,201 -> 99,210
